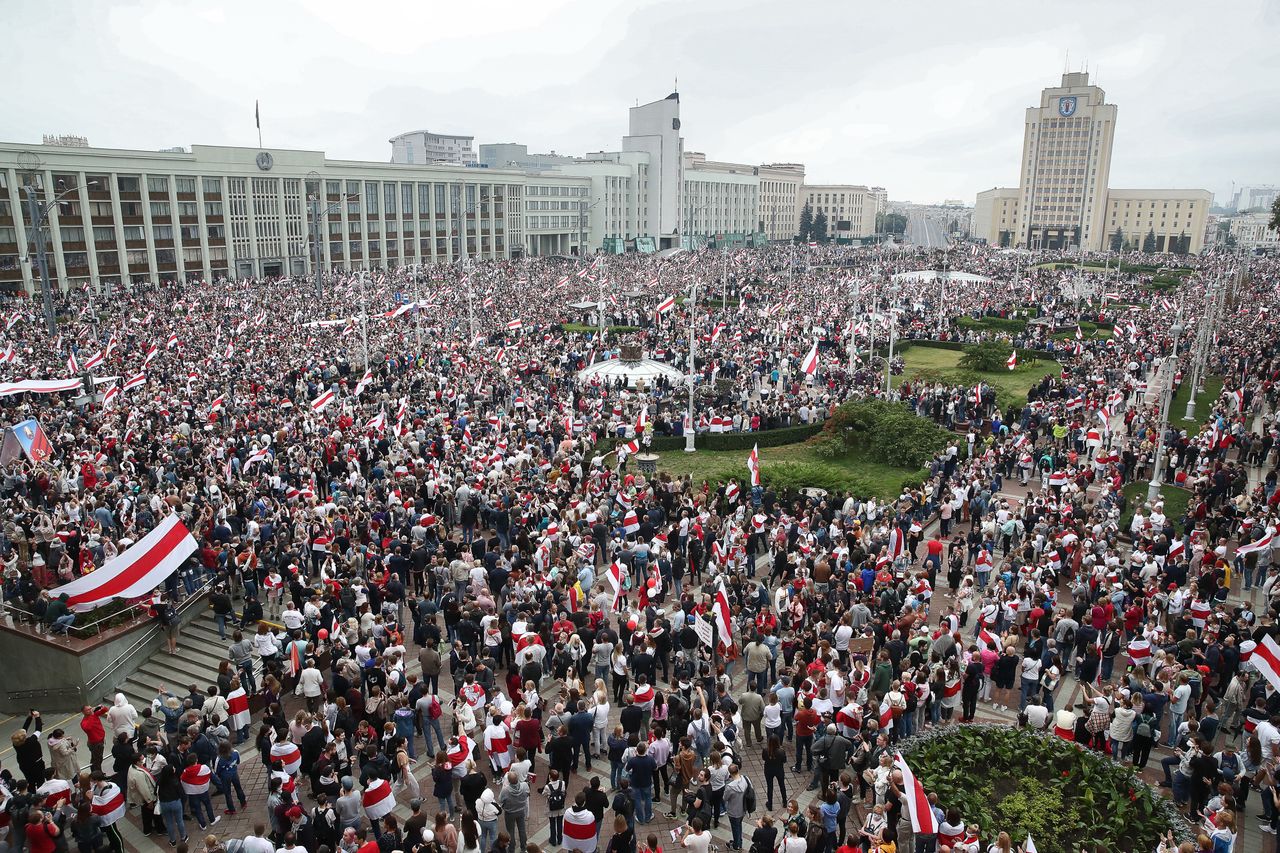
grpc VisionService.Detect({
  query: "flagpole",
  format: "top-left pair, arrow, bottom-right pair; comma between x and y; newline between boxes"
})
685,282 -> 698,453
359,271 -> 369,369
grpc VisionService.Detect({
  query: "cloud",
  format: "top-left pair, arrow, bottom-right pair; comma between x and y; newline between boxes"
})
3,0 -> 1276,205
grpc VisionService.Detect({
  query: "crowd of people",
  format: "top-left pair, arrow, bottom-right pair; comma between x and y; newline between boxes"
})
0,243 -> 1277,853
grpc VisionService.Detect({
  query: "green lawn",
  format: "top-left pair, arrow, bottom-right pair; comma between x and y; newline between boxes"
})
653,441 -> 926,500
1169,375 -> 1224,435
1120,480 -> 1192,533
894,346 -> 1059,403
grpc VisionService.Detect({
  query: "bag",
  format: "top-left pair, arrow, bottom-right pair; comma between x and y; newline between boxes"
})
1135,717 -> 1153,739
545,781 -> 566,811
429,697 -> 443,720
742,779 -> 756,814
693,720 -> 711,754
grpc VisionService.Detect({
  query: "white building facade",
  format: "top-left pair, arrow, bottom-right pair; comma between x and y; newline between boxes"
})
801,184 -> 885,239
388,130 -> 478,166
0,142 -> 543,294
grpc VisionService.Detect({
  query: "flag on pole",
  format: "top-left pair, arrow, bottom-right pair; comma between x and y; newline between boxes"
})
893,753 -> 939,835
713,581 -> 732,646
1007,350 -> 1017,370
655,295 -> 676,315
507,319 -> 523,331
353,369 -> 373,397
746,443 -> 761,487
1023,835 -> 1038,853
801,340 -> 819,376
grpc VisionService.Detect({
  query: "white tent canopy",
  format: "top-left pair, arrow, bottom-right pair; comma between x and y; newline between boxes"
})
576,356 -> 685,388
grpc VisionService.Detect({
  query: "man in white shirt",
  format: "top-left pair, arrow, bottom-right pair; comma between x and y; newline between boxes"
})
1019,655 -> 1042,712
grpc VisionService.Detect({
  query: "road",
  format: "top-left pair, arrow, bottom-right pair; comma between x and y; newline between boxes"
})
906,211 -> 949,250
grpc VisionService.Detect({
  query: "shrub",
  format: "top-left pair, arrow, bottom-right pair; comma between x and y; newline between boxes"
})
644,423 -> 823,453
957,341 -> 1014,373
812,399 -> 949,470
901,725 -> 1188,853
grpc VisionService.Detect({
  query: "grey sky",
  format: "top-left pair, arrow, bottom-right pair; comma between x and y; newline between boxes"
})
6,0 -> 1277,205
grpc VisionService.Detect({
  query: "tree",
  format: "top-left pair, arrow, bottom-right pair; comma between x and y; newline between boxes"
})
812,211 -> 829,243
798,203 -> 813,242
874,212 -> 907,235
1173,231 -> 1189,255
1270,195 -> 1280,234
1109,229 -> 1124,253
958,341 -> 1014,373
1142,228 -> 1157,254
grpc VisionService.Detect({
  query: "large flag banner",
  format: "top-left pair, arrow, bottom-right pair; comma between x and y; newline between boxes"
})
1252,634 -> 1280,694
362,777 -> 396,820
51,514 -> 198,611
893,753 -> 938,835
801,341 -> 819,376
713,581 -> 732,644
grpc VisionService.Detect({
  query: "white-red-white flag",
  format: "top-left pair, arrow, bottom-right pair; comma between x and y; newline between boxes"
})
801,341 -> 819,376
746,443 -> 761,487
893,753 -> 938,835
655,295 -> 676,315
311,389 -> 336,413
713,581 -> 732,646
1007,350 -> 1017,370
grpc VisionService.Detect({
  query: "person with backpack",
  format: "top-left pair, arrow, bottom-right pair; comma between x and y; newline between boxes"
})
723,764 -> 752,852
542,769 -> 568,848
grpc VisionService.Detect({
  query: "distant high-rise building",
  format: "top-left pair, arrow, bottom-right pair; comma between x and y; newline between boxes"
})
389,130 -> 477,166
1231,184 -> 1280,213
478,144 -> 577,171
622,93 -> 685,247
1014,72 -> 1117,251
974,72 -> 1211,254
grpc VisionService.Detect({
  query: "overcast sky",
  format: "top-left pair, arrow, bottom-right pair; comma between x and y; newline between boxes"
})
7,0 -> 1277,205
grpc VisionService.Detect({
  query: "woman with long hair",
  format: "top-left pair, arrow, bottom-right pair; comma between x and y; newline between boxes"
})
761,735 -> 788,811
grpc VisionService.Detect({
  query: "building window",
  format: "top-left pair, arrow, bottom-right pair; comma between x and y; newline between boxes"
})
175,177 -> 196,194
205,201 -> 223,216
384,183 -> 397,215
117,176 -> 140,193
60,226 -> 84,243
202,177 -> 222,195
150,202 -> 171,217
153,225 -> 173,241
147,176 -> 169,194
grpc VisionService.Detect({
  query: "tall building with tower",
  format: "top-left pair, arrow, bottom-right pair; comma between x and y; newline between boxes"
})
1014,72 -> 1116,251
974,72 -> 1211,254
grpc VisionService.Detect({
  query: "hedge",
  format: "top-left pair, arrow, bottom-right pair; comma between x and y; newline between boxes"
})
561,323 -> 641,335
894,338 -> 1059,363
642,422 -> 822,452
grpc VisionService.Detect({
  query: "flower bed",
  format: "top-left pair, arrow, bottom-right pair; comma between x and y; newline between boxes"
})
898,725 -> 1189,853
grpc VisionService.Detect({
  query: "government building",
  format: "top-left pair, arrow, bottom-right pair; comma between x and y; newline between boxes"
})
973,72 -> 1211,253
0,92 -> 886,296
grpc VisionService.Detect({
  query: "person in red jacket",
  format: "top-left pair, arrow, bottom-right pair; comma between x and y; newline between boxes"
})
79,704 -> 109,774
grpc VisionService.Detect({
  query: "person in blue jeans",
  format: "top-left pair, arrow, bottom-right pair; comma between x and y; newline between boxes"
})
182,755 -> 217,829
626,741 -> 657,824
156,764 -> 187,845
212,741 -> 248,815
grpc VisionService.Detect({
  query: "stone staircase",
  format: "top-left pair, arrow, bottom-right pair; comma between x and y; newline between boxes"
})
112,608 -> 264,712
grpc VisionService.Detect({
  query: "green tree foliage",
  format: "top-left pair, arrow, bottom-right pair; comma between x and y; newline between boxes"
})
957,340 -> 1014,373
1142,228 -> 1157,253
1271,195 -> 1280,233
809,399 -> 950,469
812,211 -> 829,243
875,212 -> 907,235
1109,229 -> 1124,252
903,726 -> 1185,853
798,203 -> 813,241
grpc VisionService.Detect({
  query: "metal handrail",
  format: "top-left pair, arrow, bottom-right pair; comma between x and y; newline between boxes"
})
83,577 -> 217,694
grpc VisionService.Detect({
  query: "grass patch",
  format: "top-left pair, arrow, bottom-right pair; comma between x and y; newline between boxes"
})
1169,375 -> 1224,436
1051,321 -> 1113,341
653,442 -> 926,501
1120,481 -> 1193,534
894,346 -> 1059,403
956,315 -> 1028,334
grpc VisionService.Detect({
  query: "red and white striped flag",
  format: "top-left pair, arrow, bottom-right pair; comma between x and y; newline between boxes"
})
1189,600 -> 1211,628
801,341 -> 819,376
655,295 -> 676,315
713,580 -> 732,645
67,350 -> 80,374
1251,634 -> 1280,695
483,296 -> 495,309
144,343 -> 159,366
311,388 -> 336,413
1007,350 -> 1017,370
977,627 -> 998,653
1127,638 -> 1152,665
226,687 -> 250,731
893,753 -> 938,835
270,740 -> 302,776
353,369 -> 373,397
102,383 -> 120,410
123,370 -> 146,391
90,782 -> 126,825
746,443 -> 761,487
507,318 -> 523,331
51,514 -> 197,611
166,332 -> 180,349
564,807 -> 598,853
82,349 -> 105,370
362,778 -> 396,820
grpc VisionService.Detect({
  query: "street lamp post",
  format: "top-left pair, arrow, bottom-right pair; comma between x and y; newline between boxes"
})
1147,319 -> 1185,503
23,180 -> 98,336
306,175 -> 358,301
577,197 -> 602,257
685,282 -> 698,453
